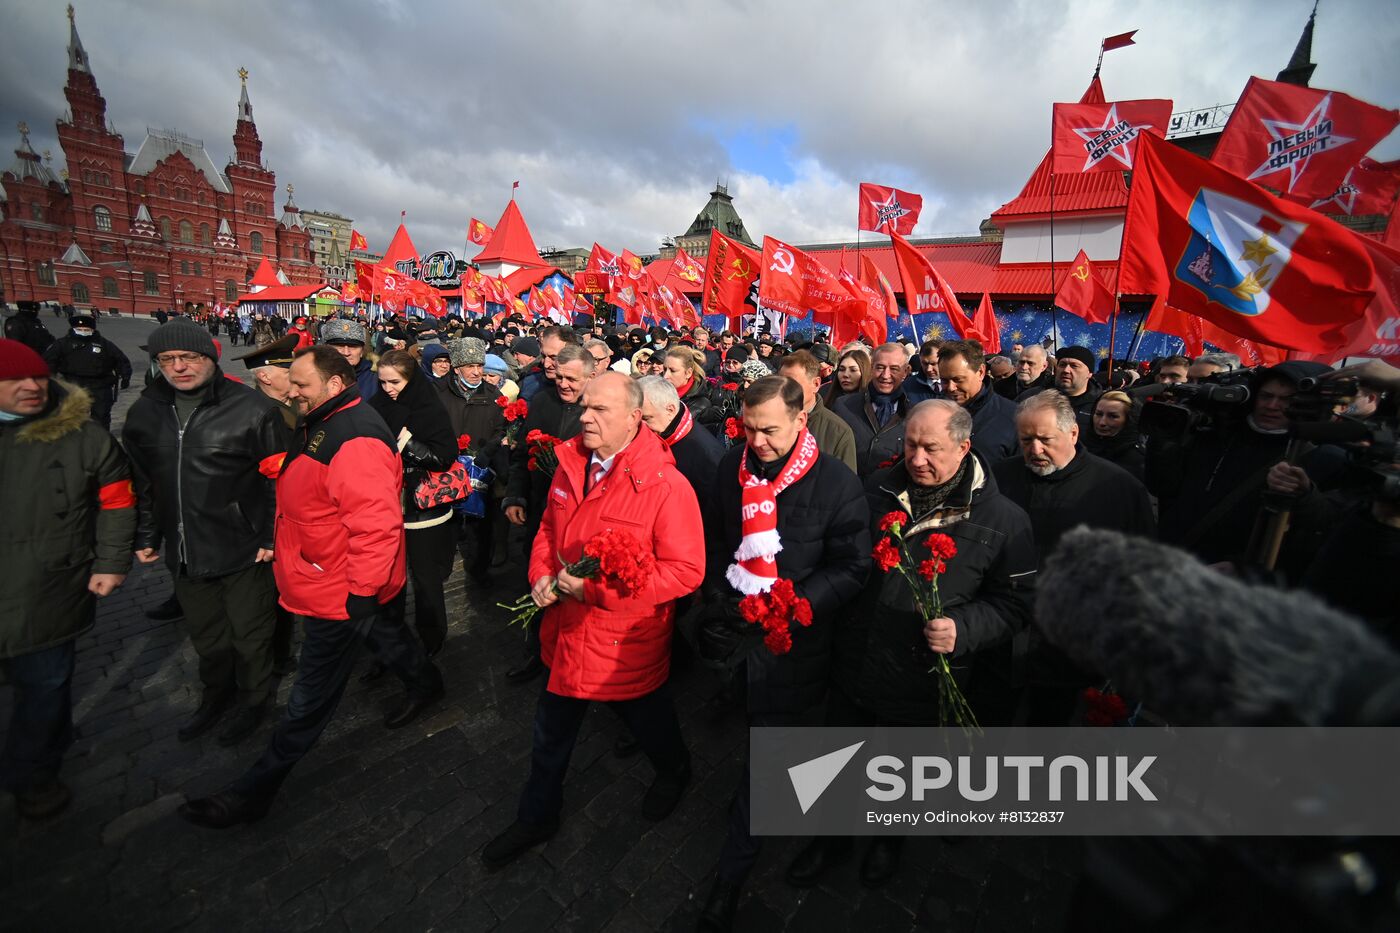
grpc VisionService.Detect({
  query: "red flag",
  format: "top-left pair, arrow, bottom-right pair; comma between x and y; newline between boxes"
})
340,281 -> 360,303
1212,76 -> 1400,200
1101,30 -> 1137,52
672,247 -> 705,286
966,293 -> 1001,354
462,287 -> 482,314
355,258 -> 378,297
572,270 -> 609,295
1054,249 -> 1117,325
700,230 -> 761,326
349,229 -> 368,252
857,183 -> 923,235
1149,300 -> 1290,368
889,232 -> 971,337
861,254 -> 898,321
585,243 -> 621,278
1120,133 -> 1375,351
1296,157 -> 1400,217
468,218 -> 494,246
1051,99 -> 1172,174
527,286 -> 548,320
1295,238 -> 1400,366
758,236 -> 866,321
834,254 -> 885,345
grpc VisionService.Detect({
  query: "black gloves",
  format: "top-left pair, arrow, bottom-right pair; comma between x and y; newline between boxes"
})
698,595 -> 750,663
345,593 -> 380,620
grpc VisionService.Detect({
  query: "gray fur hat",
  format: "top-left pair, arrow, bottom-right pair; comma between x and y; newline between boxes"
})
448,336 -> 487,368
320,318 -> 367,346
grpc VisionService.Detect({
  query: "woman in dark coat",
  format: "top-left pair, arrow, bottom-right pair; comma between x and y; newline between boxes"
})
1083,390 -> 1145,481
822,348 -> 871,409
367,350 -> 459,659
662,346 -> 714,420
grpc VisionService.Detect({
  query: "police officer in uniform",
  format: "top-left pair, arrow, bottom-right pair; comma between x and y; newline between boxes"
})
3,301 -> 56,355
42,313 -> 131,430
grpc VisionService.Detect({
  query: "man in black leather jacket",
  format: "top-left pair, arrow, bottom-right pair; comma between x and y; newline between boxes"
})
122,320 -> 292,747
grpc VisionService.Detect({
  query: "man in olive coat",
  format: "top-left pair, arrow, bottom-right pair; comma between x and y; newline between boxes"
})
0,340 -> 135,819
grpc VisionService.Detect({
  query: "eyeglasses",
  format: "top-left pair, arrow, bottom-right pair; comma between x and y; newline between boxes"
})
156,353 -> 206,366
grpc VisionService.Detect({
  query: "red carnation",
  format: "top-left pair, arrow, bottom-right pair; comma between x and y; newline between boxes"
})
526,456 -> 538,472
791,600 -> 813,627
526,429 -> 543,444
763,627 -> 793,655
878,511 -> 909,533
917,558 -> 946,580
457,433 -> 473,452
724,417 -> 743,439
738,594 -> 766,624
722,382 -> 739,392
872,537 -> 901,573
926,534 -> 957,560
495,395 -> 509,409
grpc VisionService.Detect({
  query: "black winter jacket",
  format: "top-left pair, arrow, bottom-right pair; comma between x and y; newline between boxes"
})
435,376 -> 508,478
677,375 -> 714,420
504,382 -> 583,521
992,449 -> 1156,567
835,454 -> 1037,724
962,381 -> 1019,463
704,445 -> 871,715
833,387 -> 909,478
367,371 -> 458,524
122,372 -> 292,579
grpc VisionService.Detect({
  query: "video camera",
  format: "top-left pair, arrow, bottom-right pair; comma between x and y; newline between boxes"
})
1136,368 -> 1255,439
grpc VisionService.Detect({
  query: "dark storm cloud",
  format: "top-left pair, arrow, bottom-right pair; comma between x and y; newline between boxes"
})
2,0 -> 1396,257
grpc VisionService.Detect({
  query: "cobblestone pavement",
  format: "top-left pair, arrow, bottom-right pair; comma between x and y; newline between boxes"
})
1,314 -> 1082,932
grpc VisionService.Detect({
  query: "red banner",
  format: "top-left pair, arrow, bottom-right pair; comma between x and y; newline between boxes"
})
1121,133 -> 1375,351
1212,76 -> 1400,200
1051,99 -> 1172,174
857,183 -> 923,235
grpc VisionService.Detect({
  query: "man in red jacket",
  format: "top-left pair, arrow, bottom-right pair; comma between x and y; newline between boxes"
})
178,346 -> 444,828
482,371 -> 704,870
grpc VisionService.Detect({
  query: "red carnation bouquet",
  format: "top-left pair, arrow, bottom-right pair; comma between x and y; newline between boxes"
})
1082,686 -> 1132,726
723,416 -> 744,445
495,396 -> 529,445
872,511 -> 978,729
524,429 -> 563,477
498,527 -> 655,630
737,578 -> 813,655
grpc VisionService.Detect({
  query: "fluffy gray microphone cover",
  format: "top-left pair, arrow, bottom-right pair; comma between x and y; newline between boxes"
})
1036,527 -> 1398,726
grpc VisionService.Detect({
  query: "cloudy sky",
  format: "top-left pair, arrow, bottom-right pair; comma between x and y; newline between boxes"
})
2,0 -> 1397,259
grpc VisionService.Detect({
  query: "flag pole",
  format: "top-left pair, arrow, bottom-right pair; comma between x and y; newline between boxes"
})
1049,171 -> 1059,353
1106,302 -> 1118,383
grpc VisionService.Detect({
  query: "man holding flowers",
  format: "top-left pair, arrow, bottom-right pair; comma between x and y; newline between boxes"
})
786,399 -> 1037,890
696,375 -> 870,931
482,372 -> 704,871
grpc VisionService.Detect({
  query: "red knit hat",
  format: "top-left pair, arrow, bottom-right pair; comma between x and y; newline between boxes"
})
0,339 -> 49,381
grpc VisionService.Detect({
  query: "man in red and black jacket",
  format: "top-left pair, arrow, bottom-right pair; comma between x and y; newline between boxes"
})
179,346 -> 443,829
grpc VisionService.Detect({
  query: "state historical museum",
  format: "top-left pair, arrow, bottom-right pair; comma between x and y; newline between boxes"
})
0,7 -> 320,316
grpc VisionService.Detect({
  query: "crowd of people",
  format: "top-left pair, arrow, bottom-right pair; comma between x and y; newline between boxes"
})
2,302 -> 1397,931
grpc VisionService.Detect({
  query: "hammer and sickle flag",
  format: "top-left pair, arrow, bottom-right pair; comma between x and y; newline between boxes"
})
1054,249 -> 1116,325
702,229 -> 762,326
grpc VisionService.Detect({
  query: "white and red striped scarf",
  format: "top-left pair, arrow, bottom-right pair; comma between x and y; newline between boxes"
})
663,405 -> 694,447
726,429 -> 820,594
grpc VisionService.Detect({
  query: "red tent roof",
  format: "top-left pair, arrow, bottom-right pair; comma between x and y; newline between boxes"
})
803,240 -> 1002,296
473,201 -> 544,267
236,283 -> 326,304
991,261 -> 1119,298
381,223 -> 419,268
248,257 -> 282,289
989,151 -> 1130,221
503,265 -> 560,296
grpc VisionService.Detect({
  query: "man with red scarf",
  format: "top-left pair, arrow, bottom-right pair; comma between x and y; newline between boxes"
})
481,372 -> 704,871
695,375 -> 871,931
637,375 -> 724,503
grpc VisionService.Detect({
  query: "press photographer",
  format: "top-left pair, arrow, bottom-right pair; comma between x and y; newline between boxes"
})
1141,360 -> 1346,569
